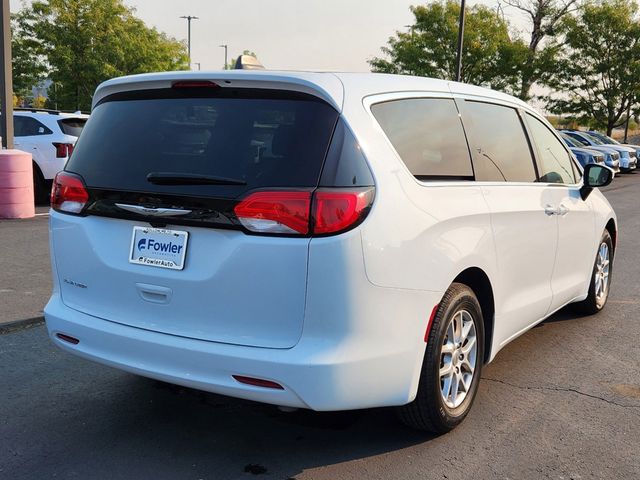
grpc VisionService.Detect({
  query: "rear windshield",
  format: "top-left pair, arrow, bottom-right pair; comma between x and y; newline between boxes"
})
58,118 -> 87,137
66,88 -> 339,198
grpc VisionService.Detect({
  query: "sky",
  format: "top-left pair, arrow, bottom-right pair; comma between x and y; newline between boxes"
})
10,0 -> 531,72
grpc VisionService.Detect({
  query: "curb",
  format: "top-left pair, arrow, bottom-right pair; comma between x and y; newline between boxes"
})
0,316 -> 45,334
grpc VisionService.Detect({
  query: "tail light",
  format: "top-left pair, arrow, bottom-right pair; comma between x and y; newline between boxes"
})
51,172 -> 89,214
234,191 -> 312,234
312,188 -> 374,235
234,187 -> 374,236
53,142 -> 74,158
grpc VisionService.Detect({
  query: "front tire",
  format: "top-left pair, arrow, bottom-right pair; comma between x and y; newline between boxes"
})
397,283 -> 484,433
574,230 -> 613,314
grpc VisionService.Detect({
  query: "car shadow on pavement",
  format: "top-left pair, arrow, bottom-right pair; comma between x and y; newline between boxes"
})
106,377 -> 435,479
540,305 -> 595,325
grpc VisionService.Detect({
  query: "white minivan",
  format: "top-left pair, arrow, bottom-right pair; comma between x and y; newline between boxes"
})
45,71 -> 616,433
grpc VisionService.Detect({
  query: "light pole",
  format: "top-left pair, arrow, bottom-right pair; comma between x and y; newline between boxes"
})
454,0 -> 466,83
0,0 -> 13,148
180,15 -> 199,67
219,44 -> 228,70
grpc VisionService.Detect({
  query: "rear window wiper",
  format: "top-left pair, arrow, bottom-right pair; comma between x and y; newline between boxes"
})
147,172 -> 246,186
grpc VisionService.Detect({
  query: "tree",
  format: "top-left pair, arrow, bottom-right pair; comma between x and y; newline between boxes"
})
15,0 -> 188,111
369,1 -> 527,93
502,0 -> 579,100
11,10 -> 48,103
544,0 -> 640,135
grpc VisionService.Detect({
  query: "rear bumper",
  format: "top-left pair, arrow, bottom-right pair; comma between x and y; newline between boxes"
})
45,287 -> 438,411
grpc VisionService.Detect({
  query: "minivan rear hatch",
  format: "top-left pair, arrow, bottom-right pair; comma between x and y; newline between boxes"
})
52,83 -> 339,348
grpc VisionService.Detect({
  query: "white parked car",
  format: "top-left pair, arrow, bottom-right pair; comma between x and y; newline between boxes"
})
45,71 -> 616,433
9,109 -> 88,201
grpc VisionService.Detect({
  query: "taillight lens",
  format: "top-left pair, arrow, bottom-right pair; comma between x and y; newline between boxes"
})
52,142 -> 74,158
312,188 -> 374,235
51,172 -> 89,214
234,191 -> 312,234
234,187 -> 374,236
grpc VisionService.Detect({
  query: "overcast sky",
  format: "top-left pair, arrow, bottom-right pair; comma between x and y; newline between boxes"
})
10,0 -> 531,72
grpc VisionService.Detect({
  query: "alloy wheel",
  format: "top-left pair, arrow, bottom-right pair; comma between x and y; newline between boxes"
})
439,309 -> 478,409
595,242 -> 610,306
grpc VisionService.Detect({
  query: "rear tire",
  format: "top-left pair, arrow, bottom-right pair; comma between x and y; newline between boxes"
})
573,230 -> 613,315
397,283 -> 484,433
33,164 -> 49,205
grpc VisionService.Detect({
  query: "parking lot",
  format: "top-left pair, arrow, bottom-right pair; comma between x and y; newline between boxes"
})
1,177 -> 639,480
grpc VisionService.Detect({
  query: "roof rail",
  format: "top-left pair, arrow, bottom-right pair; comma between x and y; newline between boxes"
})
13,107 -> 61,114
11,107 -> 90,115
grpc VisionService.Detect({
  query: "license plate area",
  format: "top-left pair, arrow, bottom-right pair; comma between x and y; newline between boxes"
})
129,226 -> 188,270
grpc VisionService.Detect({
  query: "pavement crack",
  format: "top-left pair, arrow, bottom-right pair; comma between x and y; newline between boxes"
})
482,376 -> 640,411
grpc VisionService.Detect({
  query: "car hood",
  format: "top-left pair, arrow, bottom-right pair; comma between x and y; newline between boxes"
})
585,145 -> 622,155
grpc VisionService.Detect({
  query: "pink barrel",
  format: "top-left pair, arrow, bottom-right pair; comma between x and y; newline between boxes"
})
0,149 -> 35,219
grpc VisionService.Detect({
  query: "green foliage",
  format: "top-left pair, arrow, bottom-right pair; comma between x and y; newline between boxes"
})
369,1 -> 528,93
12,0 -> 188,111
543,0 -> 640,135
11,10 -> 48,102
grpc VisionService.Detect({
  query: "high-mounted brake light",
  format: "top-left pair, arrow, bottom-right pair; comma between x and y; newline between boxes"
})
234,191 -> 312,234
171,80 -> 220,89
234,187 -> 374,236
51,171 -> 89,214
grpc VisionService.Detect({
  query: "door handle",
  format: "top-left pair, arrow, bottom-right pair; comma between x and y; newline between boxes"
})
557,204 -> 569,216
544,205 -> 558,216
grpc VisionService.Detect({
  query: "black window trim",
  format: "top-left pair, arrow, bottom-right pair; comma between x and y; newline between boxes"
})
368,94 -> 476,183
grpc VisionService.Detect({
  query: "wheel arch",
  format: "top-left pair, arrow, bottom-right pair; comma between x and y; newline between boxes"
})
452,267 -> 495,364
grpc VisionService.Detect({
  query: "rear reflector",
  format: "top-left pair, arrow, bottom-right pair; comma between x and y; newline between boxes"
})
424,304 -> 440,342
51,171 -> 89,214
234,191 -> 312,234
56,333 -> 80,345
232,375 -> 284,390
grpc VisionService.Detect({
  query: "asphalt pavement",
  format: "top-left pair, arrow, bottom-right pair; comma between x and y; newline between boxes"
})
0,206 -> 50,327
1,180 -> 639,479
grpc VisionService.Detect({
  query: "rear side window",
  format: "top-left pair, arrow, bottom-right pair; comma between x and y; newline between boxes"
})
371,98 -> 473,179
66,88 -> 339,198
13,116 -> 52,136
463,101 -> 536,182
58,118 -> 87,137
525,114 -> 577,184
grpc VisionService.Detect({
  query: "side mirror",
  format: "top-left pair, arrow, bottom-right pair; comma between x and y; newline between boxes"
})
581,163 -> 613,200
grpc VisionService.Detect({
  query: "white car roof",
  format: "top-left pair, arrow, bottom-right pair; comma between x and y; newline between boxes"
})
14,110 -> 89,127
93,70 -> 531,113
